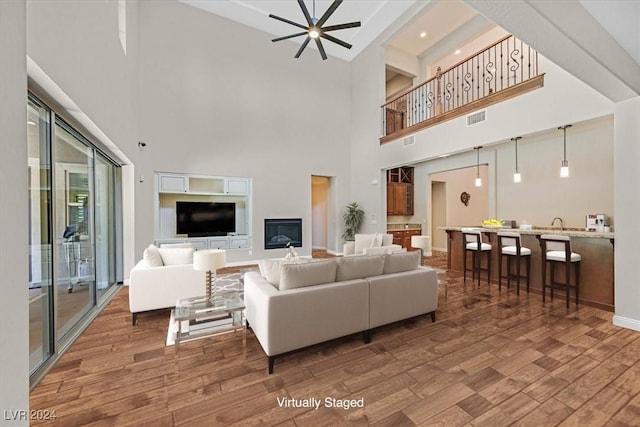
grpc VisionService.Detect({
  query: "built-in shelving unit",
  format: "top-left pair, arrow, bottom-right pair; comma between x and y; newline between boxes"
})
154,172 -> 252,250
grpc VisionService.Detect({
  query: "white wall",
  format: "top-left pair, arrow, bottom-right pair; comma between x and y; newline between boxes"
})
136,1 -> 352,262
613,97 -> 640,331
0,0 -> 29,424
495,116 -> 614,228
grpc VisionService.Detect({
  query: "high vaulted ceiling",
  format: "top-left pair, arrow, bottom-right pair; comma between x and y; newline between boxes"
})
180,0 -> 417,61
179,0 -> 640,100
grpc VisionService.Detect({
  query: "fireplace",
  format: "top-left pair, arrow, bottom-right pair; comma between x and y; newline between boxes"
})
264,218 -> 302,250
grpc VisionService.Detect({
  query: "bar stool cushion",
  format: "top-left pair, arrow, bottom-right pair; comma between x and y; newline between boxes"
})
466,242 -> 492,251
546,251 -> 581,262
502,246 -> 532,256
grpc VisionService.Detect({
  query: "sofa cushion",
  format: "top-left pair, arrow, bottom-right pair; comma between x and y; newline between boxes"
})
383,251 -> 420,274
335,255 -> 385,281
158,247 -> 194,266
143,244 -> 163,267
258,259 -> 283,286
279,260 -> 337,290
370,233 -> 383,247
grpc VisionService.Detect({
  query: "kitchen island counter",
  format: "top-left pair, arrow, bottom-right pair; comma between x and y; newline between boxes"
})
441,227 -> 614,311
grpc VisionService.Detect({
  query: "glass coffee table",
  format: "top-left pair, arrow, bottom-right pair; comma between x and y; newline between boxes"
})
174,292 -> 245,347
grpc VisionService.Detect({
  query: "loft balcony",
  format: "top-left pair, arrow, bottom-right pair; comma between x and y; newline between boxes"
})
381,34 -> 545,144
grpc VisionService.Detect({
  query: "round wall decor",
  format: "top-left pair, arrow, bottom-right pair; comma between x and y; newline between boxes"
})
460,191 -> 471,206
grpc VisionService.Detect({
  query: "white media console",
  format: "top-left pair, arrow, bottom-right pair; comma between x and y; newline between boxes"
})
154,172 -> 252,250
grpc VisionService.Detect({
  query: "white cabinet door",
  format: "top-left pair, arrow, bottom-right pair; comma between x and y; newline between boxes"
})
158,174 -> 188,193
225,178 -> 249,195
229,236 -> 249,249
208,237 -> 229,249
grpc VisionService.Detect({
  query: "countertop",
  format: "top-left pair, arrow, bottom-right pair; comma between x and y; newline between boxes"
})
387,223 -> 422,231
441,226 -> 614,239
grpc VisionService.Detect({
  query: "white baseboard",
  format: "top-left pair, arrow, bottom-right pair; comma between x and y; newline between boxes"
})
613,314 -> 640,332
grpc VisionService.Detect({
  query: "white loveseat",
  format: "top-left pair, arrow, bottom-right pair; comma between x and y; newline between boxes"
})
343,233 -> 403,256
128,243 -> 204,325
244,251 -> 439,373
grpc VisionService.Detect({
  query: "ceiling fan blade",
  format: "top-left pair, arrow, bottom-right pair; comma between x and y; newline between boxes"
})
272,31 -> 308,42
297,0 -> 313,26
294,37 -> 312,58
321,22 -> 361,32
269,14 -> 308,31
315,38 -> 328,60
316,0 -> 343,27
320,33 -> 352,49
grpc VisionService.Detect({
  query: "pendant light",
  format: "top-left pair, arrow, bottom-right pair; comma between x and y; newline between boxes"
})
511,136 -> 522,183
558,124 -> 572,178
474,146 -> 482,187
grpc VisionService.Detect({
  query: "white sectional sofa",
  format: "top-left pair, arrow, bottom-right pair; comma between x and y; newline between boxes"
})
128,243 -> 204,325
244,251 -> 439,373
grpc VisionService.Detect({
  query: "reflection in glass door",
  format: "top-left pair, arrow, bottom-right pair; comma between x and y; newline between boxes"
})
28,98 -> 53,372
54,122 -> 96,339
95,154 -> 117,298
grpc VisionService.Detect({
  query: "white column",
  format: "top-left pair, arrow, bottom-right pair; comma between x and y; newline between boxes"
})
613,96 -> 640,331
0,0 -> 30,424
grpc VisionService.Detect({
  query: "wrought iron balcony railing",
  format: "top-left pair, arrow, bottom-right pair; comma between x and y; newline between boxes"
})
381,34 -> 543,143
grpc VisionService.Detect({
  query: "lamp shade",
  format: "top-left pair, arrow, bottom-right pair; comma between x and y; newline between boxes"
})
193,249 -> 226,271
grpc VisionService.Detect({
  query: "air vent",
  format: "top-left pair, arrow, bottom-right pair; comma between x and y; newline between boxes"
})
402,136 -> 415,147
467,110 -> 486,126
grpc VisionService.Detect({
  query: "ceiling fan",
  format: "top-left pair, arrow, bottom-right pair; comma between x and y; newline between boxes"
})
269,0 -> 362,60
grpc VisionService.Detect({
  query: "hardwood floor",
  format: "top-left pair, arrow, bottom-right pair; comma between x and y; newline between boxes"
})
30,251 -> 640,426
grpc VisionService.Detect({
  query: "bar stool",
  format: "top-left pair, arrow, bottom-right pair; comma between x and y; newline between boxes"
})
462,228 -> 492,286
540,234 -> 581,308
497,231 -> 531,295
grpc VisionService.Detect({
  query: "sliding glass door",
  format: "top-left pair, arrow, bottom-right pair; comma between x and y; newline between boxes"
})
54,122 -> 96,339
95,154 -> 118,298
27,98 -> 53,372
28,93 -> 122,383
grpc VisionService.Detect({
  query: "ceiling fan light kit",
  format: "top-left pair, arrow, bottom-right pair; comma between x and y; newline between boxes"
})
270,0 -> 361,60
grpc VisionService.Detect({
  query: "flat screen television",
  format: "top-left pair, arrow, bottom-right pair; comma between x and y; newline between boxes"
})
176,201 -> 235,237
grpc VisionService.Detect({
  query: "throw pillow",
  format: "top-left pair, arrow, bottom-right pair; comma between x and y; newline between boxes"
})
160,242 -> 193,248
354,234 -> 375,254
158,247 -> 194,266
382,234 -> 393,246
258,259 -> 283,287
279,260 -> 337,290
335,255 -> 385,281
142,244 -> 163,267
383,251 -> 420,274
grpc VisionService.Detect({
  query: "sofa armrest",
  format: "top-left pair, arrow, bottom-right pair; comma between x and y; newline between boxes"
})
343,241 -> 355,256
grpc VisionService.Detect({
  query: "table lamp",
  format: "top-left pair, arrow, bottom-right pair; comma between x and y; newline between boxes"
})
193,249 -> 226,302
410,235 -> 432,266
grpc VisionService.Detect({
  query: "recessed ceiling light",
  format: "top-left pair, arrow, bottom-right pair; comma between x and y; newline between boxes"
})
438,154 -> 450,158
420,32 -> 427,38
454,49 -> 461,55
27,120 -> 37,126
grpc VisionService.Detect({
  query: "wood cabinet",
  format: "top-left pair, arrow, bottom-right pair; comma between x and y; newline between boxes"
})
390,229 -> 422,250
386,167 -> 414,215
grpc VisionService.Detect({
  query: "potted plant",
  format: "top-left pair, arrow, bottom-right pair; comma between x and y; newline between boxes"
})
342,202 -> 365,241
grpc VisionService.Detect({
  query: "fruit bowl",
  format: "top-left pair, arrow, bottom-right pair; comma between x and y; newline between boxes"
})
482,219 -> 505,229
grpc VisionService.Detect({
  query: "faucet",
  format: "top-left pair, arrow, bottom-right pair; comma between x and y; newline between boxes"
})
551,217 -> 564,230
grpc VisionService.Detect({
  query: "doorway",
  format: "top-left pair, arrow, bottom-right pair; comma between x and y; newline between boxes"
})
431,181 -> 447,251
311,176 -> 334,254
